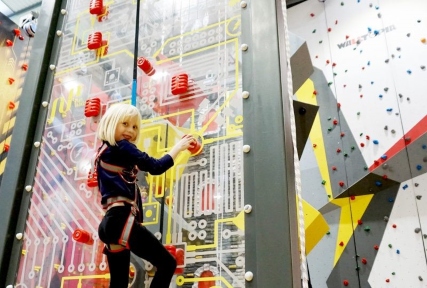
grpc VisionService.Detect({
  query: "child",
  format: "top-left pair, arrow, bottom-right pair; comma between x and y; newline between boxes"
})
95,103 -> 195,287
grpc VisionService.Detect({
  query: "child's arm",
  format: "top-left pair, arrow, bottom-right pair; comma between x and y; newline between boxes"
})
167,135 -> 195,160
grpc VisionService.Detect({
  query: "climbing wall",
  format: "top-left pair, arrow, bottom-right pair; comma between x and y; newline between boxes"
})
0,12 -> 32,186
15,0 -> 244,287
288,0 -> 427,287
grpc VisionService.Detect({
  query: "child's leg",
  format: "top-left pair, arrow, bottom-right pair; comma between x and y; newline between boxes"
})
128,225 -> 177,288
104,247 -> 131,287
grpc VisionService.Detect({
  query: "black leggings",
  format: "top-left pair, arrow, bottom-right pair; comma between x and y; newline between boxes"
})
98,206 -> 176,287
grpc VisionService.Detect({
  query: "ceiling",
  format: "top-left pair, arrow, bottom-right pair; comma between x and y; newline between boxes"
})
0,0 -> 306,25
0,0 -> 42,24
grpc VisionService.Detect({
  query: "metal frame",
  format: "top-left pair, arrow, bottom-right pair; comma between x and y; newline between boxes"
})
0,0 -> 301,286
0,0 -> 67,285
242,0 -> 301,287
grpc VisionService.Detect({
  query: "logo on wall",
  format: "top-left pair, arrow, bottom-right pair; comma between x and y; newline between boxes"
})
337,25 -> 396,49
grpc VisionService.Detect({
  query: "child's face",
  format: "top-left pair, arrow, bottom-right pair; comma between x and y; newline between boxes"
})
114,116 -> 139,143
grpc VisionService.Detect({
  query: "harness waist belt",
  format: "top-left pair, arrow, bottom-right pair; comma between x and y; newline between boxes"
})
99,160 -> 124,173
103,196 -> 136,210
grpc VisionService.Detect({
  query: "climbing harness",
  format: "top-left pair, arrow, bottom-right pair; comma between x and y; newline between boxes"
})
95,143 -> 141,252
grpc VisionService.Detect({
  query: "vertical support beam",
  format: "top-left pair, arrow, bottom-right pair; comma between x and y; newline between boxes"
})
242,0 -> 301,287
0,0 -> 66,285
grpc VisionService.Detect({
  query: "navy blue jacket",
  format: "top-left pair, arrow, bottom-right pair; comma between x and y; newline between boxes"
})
97,140 -> 174,207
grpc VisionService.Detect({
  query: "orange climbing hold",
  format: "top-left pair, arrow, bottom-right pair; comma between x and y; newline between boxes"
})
13,28 -> 20,36
8,77 -> 15,84
6,39 -> 13,46
8,101 -> 15,109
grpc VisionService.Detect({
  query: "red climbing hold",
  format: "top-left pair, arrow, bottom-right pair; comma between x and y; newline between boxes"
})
137,57 -> 156,76
73,229 -> 94,245
84,97 -> 101,117
87,32 -> 103,50
171,73 -> 189,95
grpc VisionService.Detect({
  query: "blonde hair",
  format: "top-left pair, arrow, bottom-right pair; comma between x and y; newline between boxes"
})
97,103 -> 141,146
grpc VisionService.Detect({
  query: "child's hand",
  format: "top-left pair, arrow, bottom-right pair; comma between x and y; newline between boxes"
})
176,135 -> 196,152
167,135 -> 197,160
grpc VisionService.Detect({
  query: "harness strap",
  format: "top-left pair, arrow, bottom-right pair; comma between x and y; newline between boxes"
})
105,211 -> 135,252
119,212 -> 135,248
99,160 -> 124,173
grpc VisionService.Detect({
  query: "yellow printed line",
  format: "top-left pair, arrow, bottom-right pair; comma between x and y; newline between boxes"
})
141,109 -> 196,127
295,80 -> 333,199
203,133 -> 242,145
141,126 -> 167,153
176,275 -> 233,288
153,15 -> 240,60
61,274 -> 110,287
